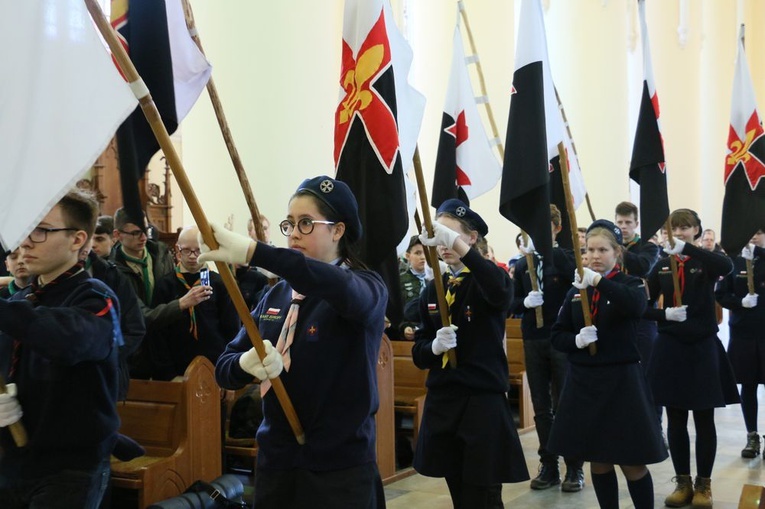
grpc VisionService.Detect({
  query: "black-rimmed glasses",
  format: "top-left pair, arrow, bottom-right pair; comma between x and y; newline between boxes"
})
119,229 -> 147,239
178,247 -> 201,257
27,226 -> 79,243
279,218 -> 336,236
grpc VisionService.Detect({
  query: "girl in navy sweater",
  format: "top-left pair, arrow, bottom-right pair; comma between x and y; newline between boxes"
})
549,220 -> 667,509
200,176 -> 387,509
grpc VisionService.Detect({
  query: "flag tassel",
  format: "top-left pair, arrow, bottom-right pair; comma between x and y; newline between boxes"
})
84,0 -> 305,445
181,0 -> 266,242
414,147 -> 457,368
558,143 -> 596,356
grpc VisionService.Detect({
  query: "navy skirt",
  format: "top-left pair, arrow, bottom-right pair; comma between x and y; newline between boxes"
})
648,332 -> 740,409
727,333 -> 765,384
413,390 -> 529,485
548,362 -> 668,465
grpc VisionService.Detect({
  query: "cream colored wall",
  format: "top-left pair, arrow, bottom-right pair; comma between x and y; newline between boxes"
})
177,0 -> 765,264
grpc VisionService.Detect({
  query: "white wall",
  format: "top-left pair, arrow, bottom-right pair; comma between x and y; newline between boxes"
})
173,0 -> 765,263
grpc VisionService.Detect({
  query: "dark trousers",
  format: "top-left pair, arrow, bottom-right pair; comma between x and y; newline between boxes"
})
0,460 -> 110,509
523,339 -> 572,466
253,462 -> 385,509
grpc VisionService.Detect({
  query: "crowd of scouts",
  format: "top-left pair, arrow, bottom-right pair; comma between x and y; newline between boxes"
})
0,179 -> 761,509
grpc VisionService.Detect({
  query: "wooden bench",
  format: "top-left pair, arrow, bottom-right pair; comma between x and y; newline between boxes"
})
111,356 -> 222,508
506,318 -> 535,431
391,340 -> 427,450
739,484 -> 765,508
222,384 -> 259,473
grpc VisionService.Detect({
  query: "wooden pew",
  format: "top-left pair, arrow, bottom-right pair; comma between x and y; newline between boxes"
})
376,335 -> 396,482
391,340 -> 427,450
739,484 -> 765,508
222,384 -> 259,472
111,356 -> 222,508
506,318 -> 535,431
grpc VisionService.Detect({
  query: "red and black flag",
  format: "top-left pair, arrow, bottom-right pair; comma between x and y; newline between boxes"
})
629,0 -> 669,240
721,32 -> 765,255
334,0 -> 425,334
110,0 -> 210,227
432,24 -> 501,209
499,0 -> 552,263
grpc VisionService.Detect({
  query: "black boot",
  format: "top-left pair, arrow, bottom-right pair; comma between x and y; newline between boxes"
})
530,462 -> 561,490
561,466 -> 585,492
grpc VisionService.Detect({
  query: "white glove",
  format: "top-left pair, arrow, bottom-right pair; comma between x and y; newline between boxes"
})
575,325 -> 598,349
239,341 -> 283,380
742,293 -> 758,309
519,236 -> 535,255
523,290 -> 544,308
197,223 -> 254,266
419,223 -> 460,250
0,383 -> 22,427
663,238 -> 686,255
572,268 -> 600,289
742,244 -> 755,261
431,325 -> 458,355
665,305 -> 688,322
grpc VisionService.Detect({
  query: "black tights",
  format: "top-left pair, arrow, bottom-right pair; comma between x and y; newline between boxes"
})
445,477 -> 503,509
666,407 -> 716,478
741,383 -> 759,432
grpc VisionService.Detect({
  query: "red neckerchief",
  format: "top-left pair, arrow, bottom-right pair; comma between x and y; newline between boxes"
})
9,261 -> 85,382
673,255 -> 687,306
590,266 -> 620,324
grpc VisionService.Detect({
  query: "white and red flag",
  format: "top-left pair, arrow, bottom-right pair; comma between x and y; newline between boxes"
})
431,23 -> 501,208
721,31 -> 765,255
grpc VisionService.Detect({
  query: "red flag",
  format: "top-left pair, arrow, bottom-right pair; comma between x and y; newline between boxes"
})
629,0 -> 669,240
721,32 -> 765,255
432,25 -> 501,208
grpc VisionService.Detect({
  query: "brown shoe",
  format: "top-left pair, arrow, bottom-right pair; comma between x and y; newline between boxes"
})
692,476 -> 712,508
664,475 -> 693,507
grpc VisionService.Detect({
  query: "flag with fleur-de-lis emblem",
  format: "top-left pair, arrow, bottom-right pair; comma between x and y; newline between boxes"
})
721,30 -> 765,256
334,0 -> 424,334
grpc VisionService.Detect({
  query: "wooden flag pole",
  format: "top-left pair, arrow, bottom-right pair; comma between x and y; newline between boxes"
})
0,375 -> 27,447
664,219 -> 683,306
746,259 -> 755,295
458,4 -> 543,328
558,143 -> 596,355
413,147 -> 457,368
84,0 -> 305,444
181,0 -> 265,242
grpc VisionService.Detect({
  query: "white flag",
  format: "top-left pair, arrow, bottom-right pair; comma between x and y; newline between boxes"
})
0,0 -> 137,250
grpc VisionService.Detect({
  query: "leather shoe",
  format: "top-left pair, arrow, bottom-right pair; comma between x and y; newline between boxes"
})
530,463 -> 560,490
561,467 -> 585,492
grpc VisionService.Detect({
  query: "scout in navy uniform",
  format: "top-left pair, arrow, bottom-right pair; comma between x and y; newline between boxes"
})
412,199 -> 528,509
200,176 -> 387,509
547,220 -> 666,509
715,229 -> 765,458
0,190 -> 121,509
510,204 -> 583,492
645,209 -> 737,508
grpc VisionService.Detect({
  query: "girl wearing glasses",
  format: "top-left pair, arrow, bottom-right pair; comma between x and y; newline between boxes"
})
199,175 -> 387,509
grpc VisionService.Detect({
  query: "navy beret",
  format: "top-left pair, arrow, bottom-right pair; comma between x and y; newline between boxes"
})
296,176 -> 362,243
586,219 -> 623,245
436,199 -> 489,237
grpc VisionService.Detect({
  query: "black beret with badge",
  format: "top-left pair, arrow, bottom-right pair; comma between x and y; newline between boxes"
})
586,219 -> 623,245
436,198 -> 489,237
296,175 -> 362,243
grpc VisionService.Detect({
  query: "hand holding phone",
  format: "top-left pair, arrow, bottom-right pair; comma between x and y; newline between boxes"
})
200,267 -> 210,287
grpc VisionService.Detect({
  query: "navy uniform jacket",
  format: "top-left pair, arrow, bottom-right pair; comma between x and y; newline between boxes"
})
715,246 -> 765,340
510,247 -> 575,341
552,272 -> 647,364
622,237 -> 659,277
215,244 -> 387,472
413,249 -> 513,394
147,269 -> 239,380
645,243 -> 733,340
0,272 -> 120,479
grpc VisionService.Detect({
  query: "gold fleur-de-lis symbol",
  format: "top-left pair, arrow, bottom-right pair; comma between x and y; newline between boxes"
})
338,44 -> 385,125
727,128 -> 757,166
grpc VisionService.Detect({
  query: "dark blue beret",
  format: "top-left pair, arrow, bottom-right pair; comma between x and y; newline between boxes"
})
296,176 -> 362,243
436,199 -> 489,237
586,219 -> 623,245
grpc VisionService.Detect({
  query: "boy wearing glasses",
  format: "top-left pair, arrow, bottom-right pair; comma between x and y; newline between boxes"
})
0,190 -> 121,508
141,225 -> 238,380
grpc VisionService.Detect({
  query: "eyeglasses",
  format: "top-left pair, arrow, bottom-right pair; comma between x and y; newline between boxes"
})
119,229 -> 147,239
178,247 -> 201,257
279,218 -> 336,236
27,226 -> 79,243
